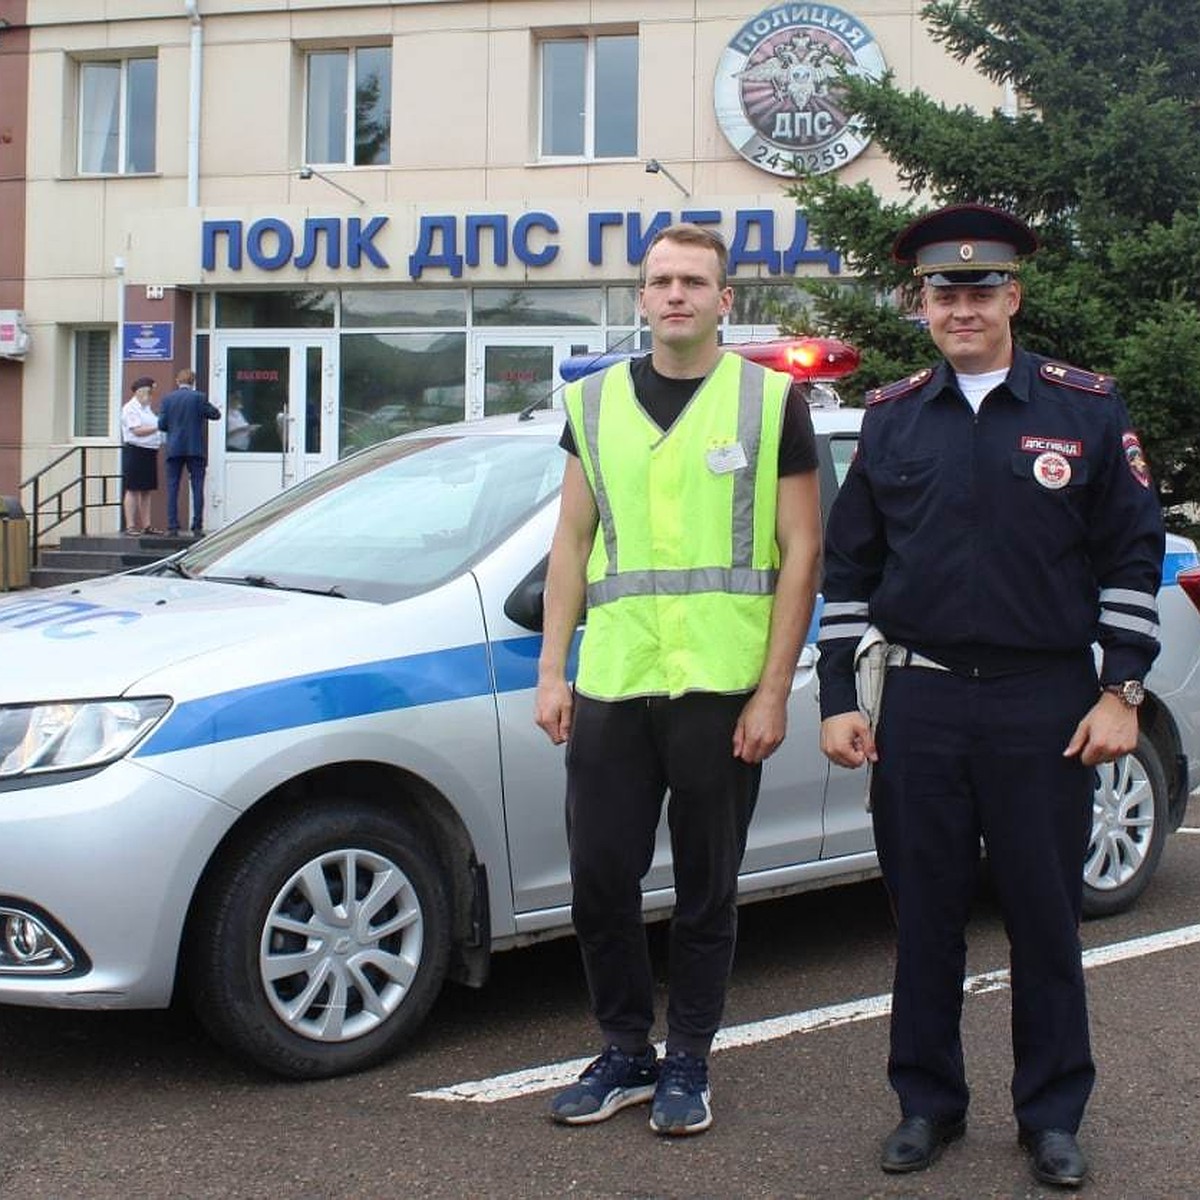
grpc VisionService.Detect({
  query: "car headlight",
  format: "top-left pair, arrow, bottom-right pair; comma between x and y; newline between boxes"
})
0,698 -> 171,779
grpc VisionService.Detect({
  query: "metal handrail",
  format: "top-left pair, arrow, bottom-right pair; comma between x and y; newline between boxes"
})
19,444 -> 123,566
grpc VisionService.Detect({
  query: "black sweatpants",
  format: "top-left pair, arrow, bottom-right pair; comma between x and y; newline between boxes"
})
565,691 -> 761,1058
871,655 -> 1098,1133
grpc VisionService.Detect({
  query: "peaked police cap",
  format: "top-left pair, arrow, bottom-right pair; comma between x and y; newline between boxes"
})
893,203 -> 1039,286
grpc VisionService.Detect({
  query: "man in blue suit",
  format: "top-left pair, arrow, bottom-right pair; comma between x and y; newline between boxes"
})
158,369 -> 221,536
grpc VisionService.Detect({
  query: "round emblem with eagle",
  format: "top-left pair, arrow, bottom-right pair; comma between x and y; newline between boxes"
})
714,4 -> 886,177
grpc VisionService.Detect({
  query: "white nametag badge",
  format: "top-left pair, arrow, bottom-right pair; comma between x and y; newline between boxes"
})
706,442 -> 748,474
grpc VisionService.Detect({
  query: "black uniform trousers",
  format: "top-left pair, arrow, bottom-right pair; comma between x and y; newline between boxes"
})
871,654 -> 1097,1134
565,691 -> 760,1058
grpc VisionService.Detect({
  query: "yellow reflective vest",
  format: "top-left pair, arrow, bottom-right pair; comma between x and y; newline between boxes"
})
564,352 -> 789,699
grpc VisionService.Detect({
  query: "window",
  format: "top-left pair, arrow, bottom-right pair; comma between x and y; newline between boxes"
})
214,291 -> 335,329
340,288 -> 467,329
540,33 -> 637,159
73,330 -> 112,438
184,434 -> 564,604
473,287 -> 602,327
829,435 -> 859,488
305,47 -> 391,166
78,58 -> 157,174
339,332 -> 466,454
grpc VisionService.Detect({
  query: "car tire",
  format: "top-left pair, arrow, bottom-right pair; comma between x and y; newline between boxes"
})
188,801 -> 451,1079
1082,733 -> 1169,919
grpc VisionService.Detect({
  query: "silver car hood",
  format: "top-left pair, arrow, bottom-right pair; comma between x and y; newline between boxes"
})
0,573 -> 360,702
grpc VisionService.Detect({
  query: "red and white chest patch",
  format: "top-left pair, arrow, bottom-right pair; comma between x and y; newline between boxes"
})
1032,451 -> 1072,489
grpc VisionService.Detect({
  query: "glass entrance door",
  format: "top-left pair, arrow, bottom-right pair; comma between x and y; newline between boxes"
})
208,336 -> 337,528
469,332 -> 605,420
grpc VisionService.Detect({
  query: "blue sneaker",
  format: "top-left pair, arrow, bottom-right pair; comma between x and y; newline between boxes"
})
649,1051 -> 712,1136
549,1045 -> 659,1125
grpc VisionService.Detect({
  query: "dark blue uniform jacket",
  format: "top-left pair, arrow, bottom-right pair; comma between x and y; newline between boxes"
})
817,346 -> 1165,718
158,387 -> 221,460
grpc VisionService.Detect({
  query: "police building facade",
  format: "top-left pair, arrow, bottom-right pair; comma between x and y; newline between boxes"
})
0,1 -> 1004,531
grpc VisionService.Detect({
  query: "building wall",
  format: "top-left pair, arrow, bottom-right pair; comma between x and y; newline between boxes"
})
0,1 -> 29,499
14,0 -> 1004,517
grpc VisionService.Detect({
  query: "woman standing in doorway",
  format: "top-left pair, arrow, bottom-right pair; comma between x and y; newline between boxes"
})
121,376 -> 163,534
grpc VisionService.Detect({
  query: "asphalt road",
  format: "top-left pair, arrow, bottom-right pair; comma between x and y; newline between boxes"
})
2,801 -> 1199,1200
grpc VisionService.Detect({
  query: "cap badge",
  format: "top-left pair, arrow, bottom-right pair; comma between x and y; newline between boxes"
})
959,244 -> 974,261
1033,451 -> 1071,490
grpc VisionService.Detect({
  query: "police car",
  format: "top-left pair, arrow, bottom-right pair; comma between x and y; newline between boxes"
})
1,340 -> 1197,1080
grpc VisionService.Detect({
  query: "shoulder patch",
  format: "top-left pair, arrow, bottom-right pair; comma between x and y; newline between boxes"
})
866,368 -> 933,406
1039,361 -> 1115,396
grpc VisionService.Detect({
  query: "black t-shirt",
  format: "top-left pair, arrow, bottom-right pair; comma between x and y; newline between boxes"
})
558,354 -> 819,476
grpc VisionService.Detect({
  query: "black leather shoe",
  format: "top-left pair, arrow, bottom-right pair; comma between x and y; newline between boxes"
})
880,1115 -> 967,1174
1019,1128 -> 1087,1188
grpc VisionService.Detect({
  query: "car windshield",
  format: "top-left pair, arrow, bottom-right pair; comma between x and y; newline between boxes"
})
175,432 -> 565,603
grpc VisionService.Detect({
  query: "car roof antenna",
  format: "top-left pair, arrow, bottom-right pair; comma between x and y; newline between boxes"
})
517,328 -> 642,421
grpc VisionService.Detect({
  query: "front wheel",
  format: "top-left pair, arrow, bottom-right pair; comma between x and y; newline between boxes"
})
188,801 -> 451,1078
1082,733 -> 1168,918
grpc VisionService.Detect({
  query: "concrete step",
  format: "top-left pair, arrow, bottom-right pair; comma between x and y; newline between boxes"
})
27,532 -> 193,589
57,533 -> 191,552
28,566 -> 112,590
34,549 -> 165,572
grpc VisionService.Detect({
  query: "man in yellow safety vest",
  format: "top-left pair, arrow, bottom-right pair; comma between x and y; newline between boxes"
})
536,223 -> 823,1136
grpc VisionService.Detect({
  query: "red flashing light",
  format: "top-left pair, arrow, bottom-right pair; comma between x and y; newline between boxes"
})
789,343 -> 820,370
1179,566 -> 1200,615
731,337 -> 861,382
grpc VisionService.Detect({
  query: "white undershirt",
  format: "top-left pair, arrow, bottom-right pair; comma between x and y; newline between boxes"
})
955,367 -> 1009,413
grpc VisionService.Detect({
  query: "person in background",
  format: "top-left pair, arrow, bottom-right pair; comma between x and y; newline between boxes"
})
158,368 -> 221,536
225,390 -> 258,451
120,375 -> 162,534
535,223 -> 823,1137
817,204 -> 1165,1189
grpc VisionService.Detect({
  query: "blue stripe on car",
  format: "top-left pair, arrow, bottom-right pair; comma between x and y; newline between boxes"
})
136,549 -> 1186,757
138,642 -> 494,756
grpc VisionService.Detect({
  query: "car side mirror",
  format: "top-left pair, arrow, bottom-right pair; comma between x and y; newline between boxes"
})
505,557 -> 547,631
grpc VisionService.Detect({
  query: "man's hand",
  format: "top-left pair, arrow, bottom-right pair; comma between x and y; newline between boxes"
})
820,711 -> 878,769
535,677 -> 574,745
733,690 -> 787,764
1063,691 -> 1139,766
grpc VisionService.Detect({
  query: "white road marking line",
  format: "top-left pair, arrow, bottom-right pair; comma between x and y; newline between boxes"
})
1177,827 -> 1200,835
413,922 -> 1200,1105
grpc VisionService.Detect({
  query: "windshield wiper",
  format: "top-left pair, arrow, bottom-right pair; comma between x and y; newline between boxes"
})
157,559 -> 193,578
204,573 -> 346,598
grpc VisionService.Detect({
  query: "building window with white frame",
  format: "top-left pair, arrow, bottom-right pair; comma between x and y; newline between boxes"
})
540,33 -> 638,160
78,57 -> 157,175
72,330 -> 112,439
305,47 -> 392,166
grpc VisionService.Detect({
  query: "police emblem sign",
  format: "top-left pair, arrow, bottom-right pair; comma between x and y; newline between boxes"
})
714,4 -> 886,177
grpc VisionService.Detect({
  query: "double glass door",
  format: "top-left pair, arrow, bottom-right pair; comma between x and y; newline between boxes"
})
208,331 -> 610,528
469,332 -> 605,420
208,336 -> 337,528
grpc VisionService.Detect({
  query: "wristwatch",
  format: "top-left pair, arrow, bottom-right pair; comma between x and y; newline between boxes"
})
1104,680 -> 1146,708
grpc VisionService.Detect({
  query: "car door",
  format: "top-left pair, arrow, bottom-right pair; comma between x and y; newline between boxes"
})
474,493 -> 828,924
815,425 -> 878,857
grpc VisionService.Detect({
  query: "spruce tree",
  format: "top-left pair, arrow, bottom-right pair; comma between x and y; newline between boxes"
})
787,0 -> 1200,512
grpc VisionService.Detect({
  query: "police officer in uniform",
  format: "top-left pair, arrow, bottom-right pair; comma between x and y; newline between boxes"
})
536,223 -> 822,1136
817,204 -> 1164,1188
